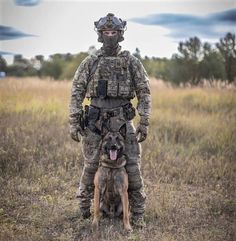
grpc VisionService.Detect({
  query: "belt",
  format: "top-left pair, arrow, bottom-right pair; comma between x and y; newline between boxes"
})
99,106 -> 124,119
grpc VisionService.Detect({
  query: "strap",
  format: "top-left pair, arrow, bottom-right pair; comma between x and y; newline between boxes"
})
87,56 -> 101,84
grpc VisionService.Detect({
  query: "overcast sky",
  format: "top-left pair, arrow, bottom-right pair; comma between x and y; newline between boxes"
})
0,0 -> 236,63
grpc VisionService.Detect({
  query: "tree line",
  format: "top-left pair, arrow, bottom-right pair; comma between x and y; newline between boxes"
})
140,32 -> 236,85
0,32 -> 235,85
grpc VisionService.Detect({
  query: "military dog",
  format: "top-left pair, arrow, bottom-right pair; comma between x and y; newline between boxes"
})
92,125 -> 132,231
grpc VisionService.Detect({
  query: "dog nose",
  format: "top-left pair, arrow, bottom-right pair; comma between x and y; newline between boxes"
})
111,145 -> 117,150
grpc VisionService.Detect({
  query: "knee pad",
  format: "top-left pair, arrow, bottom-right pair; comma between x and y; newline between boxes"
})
80,163 -> 99,186
126,164 -> 144,190
125,133 -> 141,164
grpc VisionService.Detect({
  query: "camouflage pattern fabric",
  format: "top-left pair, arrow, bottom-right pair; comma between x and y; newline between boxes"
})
69,47 -> 151,216
69,48 -> 151,120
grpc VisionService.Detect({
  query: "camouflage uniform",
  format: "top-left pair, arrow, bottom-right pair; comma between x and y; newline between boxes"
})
69,13 -> 151,220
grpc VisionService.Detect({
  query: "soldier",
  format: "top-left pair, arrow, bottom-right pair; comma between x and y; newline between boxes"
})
69,13 -> 151,226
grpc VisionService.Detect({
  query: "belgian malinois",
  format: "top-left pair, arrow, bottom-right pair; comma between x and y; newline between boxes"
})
92,125 -> 132,231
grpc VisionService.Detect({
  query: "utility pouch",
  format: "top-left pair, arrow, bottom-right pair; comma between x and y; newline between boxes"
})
123,103 -> 136,120
97,79 -> 107,99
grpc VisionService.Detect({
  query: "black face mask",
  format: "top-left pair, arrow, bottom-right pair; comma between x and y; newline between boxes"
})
102,34 -> 119,49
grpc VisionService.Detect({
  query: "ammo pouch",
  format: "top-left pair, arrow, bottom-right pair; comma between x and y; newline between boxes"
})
123,103 -> 136,121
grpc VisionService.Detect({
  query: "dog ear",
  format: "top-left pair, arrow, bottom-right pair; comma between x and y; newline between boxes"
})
101,123 -> 109,137
119,124 -> 126,138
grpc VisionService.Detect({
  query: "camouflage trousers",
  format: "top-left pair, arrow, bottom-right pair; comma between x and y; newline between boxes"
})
77,120 -> 146,216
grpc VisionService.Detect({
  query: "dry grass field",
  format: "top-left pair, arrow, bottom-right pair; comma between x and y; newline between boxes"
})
0,77 -> 235,241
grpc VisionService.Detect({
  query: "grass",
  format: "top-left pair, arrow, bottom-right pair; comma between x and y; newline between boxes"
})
0,77 -> 235,241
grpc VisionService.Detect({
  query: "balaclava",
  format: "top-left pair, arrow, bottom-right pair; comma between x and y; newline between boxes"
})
94,13 -> 126,56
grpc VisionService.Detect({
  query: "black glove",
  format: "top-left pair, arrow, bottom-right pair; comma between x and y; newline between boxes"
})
70,125 -> 81,142
136,124 -> 148,142
136,116 -> 149,142
69,110 -> 85,142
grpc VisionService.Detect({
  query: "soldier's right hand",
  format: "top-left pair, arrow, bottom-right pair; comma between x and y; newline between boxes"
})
70,125 -> 83,142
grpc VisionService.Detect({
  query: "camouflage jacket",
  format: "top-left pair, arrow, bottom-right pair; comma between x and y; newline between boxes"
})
69,48 -> 151,126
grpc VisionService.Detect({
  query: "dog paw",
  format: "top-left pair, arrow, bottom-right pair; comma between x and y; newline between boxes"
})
124,224 -> 133,233
92,220 -> 99,231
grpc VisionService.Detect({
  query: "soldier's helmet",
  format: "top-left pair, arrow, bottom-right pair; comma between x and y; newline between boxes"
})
94,13 -> 127,42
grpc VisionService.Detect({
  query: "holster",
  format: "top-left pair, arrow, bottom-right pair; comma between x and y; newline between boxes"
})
87,105 -> 101,135
77,109 -> 85,130
84,105 -> 89,128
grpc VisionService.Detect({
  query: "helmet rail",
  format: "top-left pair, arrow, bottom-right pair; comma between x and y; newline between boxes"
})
94,13 -> 127,43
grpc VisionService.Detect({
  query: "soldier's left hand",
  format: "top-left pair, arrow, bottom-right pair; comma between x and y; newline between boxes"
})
136,124 -> 148,142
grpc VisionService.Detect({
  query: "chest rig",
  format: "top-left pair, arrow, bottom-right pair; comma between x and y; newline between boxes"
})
87,51 -> 135,99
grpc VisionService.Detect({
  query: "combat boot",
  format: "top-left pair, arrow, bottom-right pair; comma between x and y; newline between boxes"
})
80,208 -> 91,219
131,213 -> 146,229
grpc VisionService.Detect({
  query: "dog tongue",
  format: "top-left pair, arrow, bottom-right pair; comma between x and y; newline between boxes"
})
109,150 -> 117,160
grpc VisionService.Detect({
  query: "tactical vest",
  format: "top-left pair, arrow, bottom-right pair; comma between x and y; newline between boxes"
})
87,51 -> 135,99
